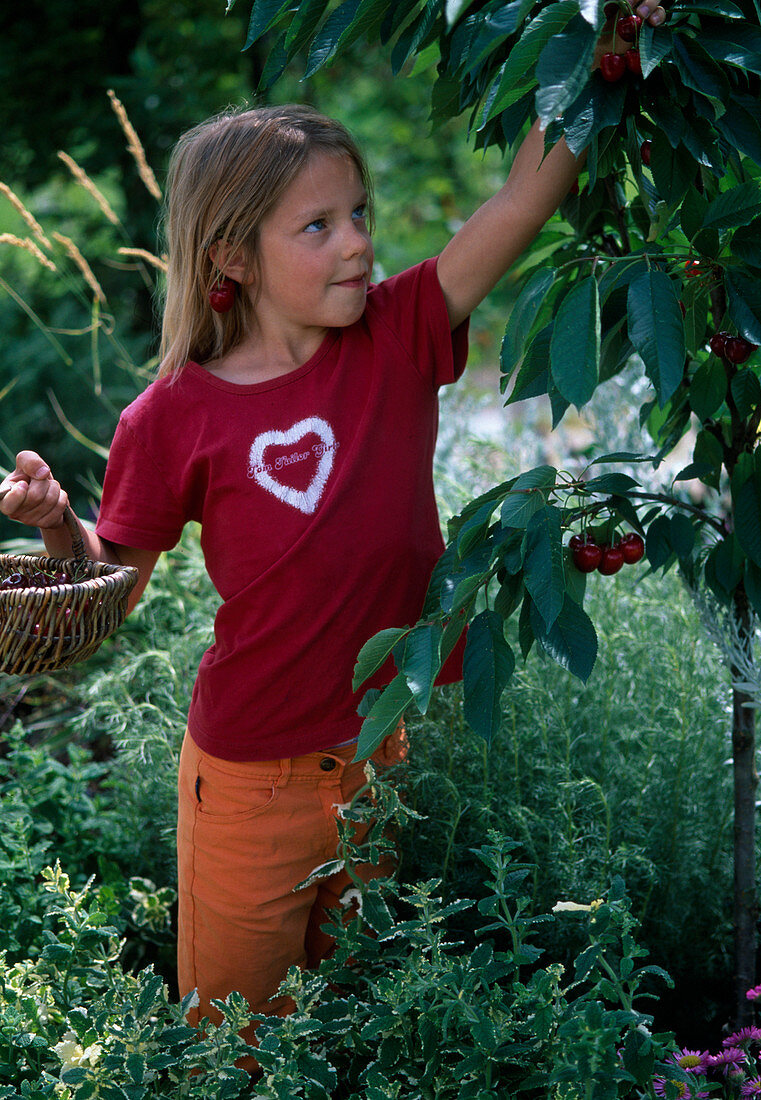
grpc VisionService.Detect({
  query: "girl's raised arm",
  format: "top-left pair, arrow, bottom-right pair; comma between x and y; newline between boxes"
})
437,0 -> 666,331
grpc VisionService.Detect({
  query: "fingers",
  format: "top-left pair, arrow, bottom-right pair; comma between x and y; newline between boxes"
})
0,452 -> 68,529
633,0 -> 666,26
14,450 -> 52,481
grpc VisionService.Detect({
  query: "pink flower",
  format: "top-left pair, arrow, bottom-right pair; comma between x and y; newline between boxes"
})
707,1046 -> 747,1074
653,1079 -> 708,1099
747,984 -> 761,1001
742,1079 -> 761,1098
670,1049 -> 711,1074
725,1026 -> 761,1048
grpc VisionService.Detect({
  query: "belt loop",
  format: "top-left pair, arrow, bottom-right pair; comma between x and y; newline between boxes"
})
276,757 -> 292,786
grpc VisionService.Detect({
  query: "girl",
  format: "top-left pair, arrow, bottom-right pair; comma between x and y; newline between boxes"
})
1,0 -> 666,1056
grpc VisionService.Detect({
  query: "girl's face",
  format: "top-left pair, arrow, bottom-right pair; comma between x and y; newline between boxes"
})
252,151 -> 374,343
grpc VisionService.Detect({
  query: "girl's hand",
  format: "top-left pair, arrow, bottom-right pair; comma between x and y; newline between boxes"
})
0,451 -> 69,529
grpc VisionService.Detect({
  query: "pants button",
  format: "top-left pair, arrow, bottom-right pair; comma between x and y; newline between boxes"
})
319,757 -> 337,772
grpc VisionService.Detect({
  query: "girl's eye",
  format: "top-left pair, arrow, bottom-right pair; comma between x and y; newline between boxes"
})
304,218 -> 326,233
352,204 -> 367,221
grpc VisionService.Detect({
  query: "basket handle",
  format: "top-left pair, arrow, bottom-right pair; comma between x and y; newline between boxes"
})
0,489 -> 87,563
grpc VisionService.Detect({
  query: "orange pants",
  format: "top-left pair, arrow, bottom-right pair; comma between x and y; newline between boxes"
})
176,725 -> 406,1048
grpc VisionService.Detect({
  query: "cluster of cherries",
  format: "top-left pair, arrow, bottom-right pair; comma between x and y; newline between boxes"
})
0,569 -> 89,639
600,13 -> 643,81
709,330 -> 757,365
569,531 -> 645,575
1,569 -> 76,590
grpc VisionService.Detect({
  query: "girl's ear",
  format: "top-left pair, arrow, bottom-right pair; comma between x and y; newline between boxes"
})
208,241 -> 255,286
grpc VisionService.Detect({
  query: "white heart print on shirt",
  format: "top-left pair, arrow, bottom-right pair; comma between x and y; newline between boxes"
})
247,417 -> 337,515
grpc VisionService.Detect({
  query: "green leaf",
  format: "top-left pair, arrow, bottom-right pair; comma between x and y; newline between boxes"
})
649,134 -> 696,206
522,505 -> 565,629
484,0 -> 579,123
638,21 -> 673,77
535,14 -> 597,127
504,325 -> 552,402
645,514 -> 673,569
465,0 -> 537,73
500,268 -> 555,378
591,451 -> 656,464
455,496 -> 503,557
584,472 -> 639,493
305,0 -> 390,75
494,568 -> 525,620
463,609 -> 515,743
244,0 -> 293,48
731,369 -> 761,419
680,186 -> 709,240
673,35 -> 731,104
355,673 -> 413,759
693,427 -> 723,489
563,79 -> 626,157
726,269 -> 761,345
353,627 -> 410,690
501,465 -> 557,528
716,97 -> 761,167
671,0 -> 743,13
699,27 -> 761,77
390,0 -> 440,73
669,513 -> 695,559
397,622 -> 442,714
703,182 -> 761,231
549,276 -> 600,408
709,533 -> 745,594
734,473 -> 761,567
530,594 -> 598,682
627,270 -> 686,407
732,220 -> 761,269
284,0 -> 331,54
689,359 -> 727,420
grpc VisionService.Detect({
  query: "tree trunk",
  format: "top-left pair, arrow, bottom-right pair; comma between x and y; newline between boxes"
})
732,591 -> 758,1026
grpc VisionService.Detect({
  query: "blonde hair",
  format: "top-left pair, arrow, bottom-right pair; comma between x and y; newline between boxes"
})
157,104 -> 374,379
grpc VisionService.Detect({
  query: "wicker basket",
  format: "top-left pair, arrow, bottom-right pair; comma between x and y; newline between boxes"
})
0,498 -> 139,675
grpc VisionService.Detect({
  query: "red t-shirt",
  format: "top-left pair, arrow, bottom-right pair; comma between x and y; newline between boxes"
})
96,257 -> 469,760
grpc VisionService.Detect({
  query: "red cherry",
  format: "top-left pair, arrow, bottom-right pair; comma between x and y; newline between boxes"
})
617,14 -> 642,40
709,331 -> 730,358
684,260 -> 703,278
640,140 -> 652,166
724,336 -> 756,365
598,544 -> 625,575
568,533 -> 586,550
572,542 -> 603,573
600,53 -> 627,82
625,48 -> 642,74
208,278 -> 236,313
620,532 -> 645,564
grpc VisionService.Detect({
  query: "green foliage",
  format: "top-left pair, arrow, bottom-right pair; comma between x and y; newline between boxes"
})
0,863 -> 258,1098
400,567 -> 733,1027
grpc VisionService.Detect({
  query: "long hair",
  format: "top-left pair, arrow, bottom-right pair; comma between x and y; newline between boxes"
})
157,104 -> 374,379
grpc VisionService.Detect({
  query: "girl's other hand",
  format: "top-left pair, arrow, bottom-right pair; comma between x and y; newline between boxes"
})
0,451 -> 68,529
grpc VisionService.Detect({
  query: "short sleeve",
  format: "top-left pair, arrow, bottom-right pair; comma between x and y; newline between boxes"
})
95,415 -> 187,551
366,257 -> 469,388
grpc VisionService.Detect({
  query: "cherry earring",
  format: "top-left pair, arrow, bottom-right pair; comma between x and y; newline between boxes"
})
208,275 -> 236,313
